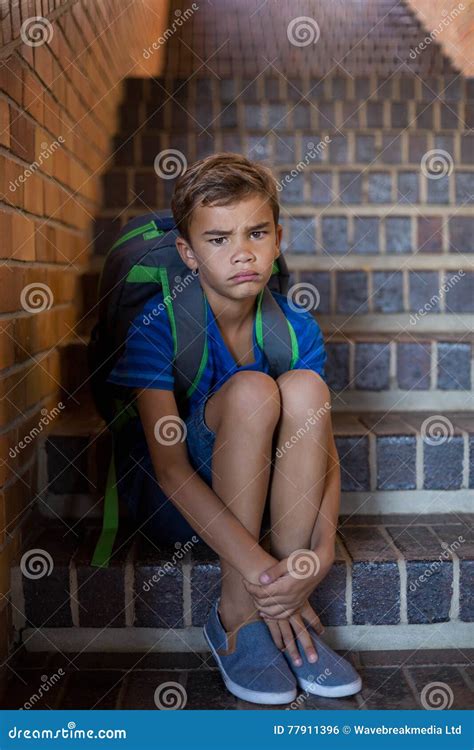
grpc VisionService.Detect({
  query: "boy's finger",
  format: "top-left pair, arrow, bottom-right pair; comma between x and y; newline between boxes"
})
280,621 -> 302,667
291,616 -> 318,663
265,619 -> 284,650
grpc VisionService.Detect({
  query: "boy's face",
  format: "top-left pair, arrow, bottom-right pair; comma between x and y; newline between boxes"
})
175,193 -> 282,302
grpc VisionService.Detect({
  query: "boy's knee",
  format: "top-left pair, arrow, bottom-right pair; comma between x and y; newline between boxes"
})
277,370 -> 331,415
225,371 -> 281,425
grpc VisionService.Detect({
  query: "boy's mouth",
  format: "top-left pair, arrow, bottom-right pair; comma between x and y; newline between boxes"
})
229,272 -> 260,283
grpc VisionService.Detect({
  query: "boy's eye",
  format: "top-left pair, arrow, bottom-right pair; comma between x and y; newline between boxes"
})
209,230 -> 268,246
251,230 -> 267,239
209,237 -> 227,246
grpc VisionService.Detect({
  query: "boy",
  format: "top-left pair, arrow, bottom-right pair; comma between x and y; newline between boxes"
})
106,153 -> 361,705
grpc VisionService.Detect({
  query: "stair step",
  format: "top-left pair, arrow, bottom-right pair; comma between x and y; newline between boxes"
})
39,395 -> 474,521
12,515 -> 474,653
57,325 -> 474,406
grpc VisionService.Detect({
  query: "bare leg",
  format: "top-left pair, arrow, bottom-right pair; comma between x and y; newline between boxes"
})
268,370 -> 333,559
204,371 -> 281,631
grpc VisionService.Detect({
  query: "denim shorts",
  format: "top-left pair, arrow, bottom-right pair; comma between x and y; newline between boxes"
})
114,393 -> 272,547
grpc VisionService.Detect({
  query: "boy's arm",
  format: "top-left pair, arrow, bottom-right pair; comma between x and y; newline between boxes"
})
134,387 -> 277,584
309,422 -> 340,562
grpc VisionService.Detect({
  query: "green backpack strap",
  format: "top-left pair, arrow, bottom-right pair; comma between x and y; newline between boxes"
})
91,399 -> 138,568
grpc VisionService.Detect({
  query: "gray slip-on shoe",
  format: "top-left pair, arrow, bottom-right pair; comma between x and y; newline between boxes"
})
204,600 -> 297,705
283,626 -> 362,698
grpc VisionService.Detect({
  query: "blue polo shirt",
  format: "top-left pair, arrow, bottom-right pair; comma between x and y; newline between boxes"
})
106,288 -> 327,413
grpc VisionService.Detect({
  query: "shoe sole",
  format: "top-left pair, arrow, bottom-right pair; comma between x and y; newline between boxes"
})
203,624 -> 297,705
297,675 -> 362,698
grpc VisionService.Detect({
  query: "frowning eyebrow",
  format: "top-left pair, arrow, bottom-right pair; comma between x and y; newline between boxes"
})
201,221 -> 271,237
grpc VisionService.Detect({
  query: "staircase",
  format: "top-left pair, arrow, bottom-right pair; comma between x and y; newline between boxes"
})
10,1 -> 474,659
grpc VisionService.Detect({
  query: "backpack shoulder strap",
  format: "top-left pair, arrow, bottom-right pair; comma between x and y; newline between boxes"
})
256,286 -> 298,376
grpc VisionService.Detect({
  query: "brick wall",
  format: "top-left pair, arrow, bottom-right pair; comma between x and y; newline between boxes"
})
407,0 -> 474,76
0,0 -> 169,691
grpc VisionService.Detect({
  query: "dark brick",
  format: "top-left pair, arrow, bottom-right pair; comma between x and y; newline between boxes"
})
456,173 -> 474,204
311,172 -> 334,204
274,134 -> 296,164
367,101 -> 383,127
397,342 -> 431,389
293,103 -> 310,128
377,436 -> 416,489
240,78 -> 259,101
322,216 -> 348,253
444,271 -> 474,312
219,102 -> 238,127
222,133 -> 242,153
247,135 -> 271,163
92,217 -> 121,256
355,76 -> 370,98
335,436 -> 370,491
46,436 -> 91,494
134,540 -> 184,627
185,671 -> 238,709
353,217 -> 379,253
289,217 -> 316,253
427,175 -> 450,204
380,134 -> 402,163
191,544 -> 221,626
329,135 -> 348,164
169,101 -> 191,129
355,343 -> 390,390
339,171 -> 362,204
325,343 -> 349,390
386,217 -> 411,254
112,134 -> 135,166
449,216 -> 474,252
278,172 -> 305,204
372,271 -> 403,312
460,134 -> 474,164
415,102 -> 433,129
409,134 -> 428,162
356,135 -> 375,162
440,102 -> 459,128
437,342 -> 471,390
352,563 -> 400,624
2,668 -> 65,709
444,76 -> 462,100
342,102 -> 359,127
102,172 -> 127,208
299,271 -> 330,313
318,102 -> 336,128
302,135 -> 324,162
460,560 -> 474,621
377,77 -> 393,97
417,216 -> 443,252
424,437 -> 464,490
267,103 -> 289,130
336,271 -> 368,312
195,133 -> 215,159
359,667 -> 418,709
264,77 -> 280,100
332,76 -> 347,98
435,134 -> 455,155
243,103 -> 264,129
368,172 -> 392,203
387,526 -> 453,624
123,670 -> 187,710
133,172 -> 157,205
408,665 -> 474,709
391,102 -> 408,128
409,271 -> 441,312
309,562 -> 347,625
399,76 -> 415,99
397,172 -> 419,204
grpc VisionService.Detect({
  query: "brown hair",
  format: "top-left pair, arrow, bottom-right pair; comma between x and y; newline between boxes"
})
171,152 -> 280,243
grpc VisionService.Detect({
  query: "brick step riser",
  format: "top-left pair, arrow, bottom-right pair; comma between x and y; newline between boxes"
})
43,428 -> 474,500
59,338 -> 474,399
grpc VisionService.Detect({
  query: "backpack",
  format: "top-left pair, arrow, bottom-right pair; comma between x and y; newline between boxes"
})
87,210 -> 299,567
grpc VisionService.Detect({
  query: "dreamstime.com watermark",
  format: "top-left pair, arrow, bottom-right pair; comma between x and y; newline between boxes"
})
143,269 -> 198,325
276,403 -> 331,458
409,535 -> 465,592
9,137 -> 65,192
143,537 -> 200,591
409,4 -> 465,59
409,270 -> 465,325
143,4 -> 199,58
19,669 -> 65,710
286,668 -> 332,709
9,403 -> 65,458
277,137 -> 331,192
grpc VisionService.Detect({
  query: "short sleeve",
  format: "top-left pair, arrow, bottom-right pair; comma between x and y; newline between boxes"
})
290,309 -> 327,382
106,297 -> 175,390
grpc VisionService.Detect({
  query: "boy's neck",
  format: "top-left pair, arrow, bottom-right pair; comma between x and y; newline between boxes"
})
202,282 -> 259,333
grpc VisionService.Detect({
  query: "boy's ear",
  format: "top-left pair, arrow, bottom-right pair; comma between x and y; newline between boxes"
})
275,223 -> 283,257
175,235 -> 198,272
